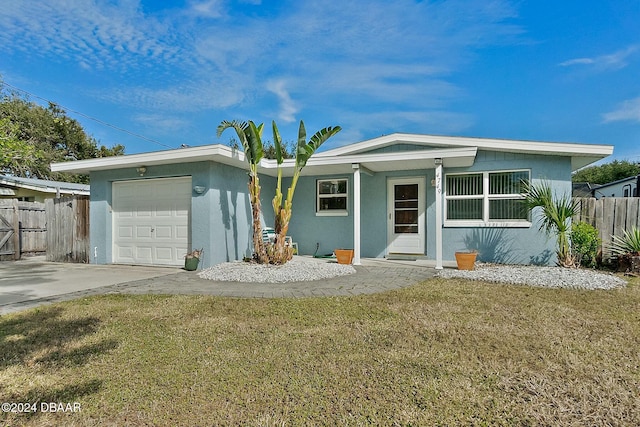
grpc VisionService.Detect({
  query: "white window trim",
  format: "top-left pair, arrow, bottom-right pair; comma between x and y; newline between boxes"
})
316,178 -> 349,217
444,169 -> 532,227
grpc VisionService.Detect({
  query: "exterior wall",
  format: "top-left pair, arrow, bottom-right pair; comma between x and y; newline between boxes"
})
287,169 -> 435,258
88,149 -> 573,267
593,177 -> 638,199
90,161 -> 260,267
439,151 -> 572,265
288,150 -> 570,265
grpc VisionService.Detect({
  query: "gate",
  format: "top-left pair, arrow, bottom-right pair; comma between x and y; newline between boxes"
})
0,199 -> 47,260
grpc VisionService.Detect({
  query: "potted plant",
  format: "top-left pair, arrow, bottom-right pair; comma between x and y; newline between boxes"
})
334,249 -> 354,265
454,250 -> 478,270
184,248 -> 203,271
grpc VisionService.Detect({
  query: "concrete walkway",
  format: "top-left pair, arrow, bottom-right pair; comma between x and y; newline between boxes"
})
0,257 -> 436,315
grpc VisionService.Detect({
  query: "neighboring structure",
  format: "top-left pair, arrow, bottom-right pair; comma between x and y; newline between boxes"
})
572,182 -> 594,198
51,134 -> 613,269
0,174 -> 89,203
590,175 -> 639,199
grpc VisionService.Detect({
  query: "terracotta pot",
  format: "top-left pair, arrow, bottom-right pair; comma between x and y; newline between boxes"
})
455,251 -> 477,270
335,249 -> 354,265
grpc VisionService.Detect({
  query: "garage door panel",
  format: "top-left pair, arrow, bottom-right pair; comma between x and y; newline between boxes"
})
136,246 -> 153,261
113,177 -> 191,266
135,226 -> 153,238
155,226 -> 173,239
117,226 -> 133,238
117,246 -> 134,259
176,225 -> 188,239
155,247 -> 174,263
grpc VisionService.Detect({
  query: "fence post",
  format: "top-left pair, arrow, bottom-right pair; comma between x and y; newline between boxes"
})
12,199 -> 20,261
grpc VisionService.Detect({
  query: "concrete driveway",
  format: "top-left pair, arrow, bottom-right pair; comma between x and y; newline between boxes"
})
0,256 -> 180,315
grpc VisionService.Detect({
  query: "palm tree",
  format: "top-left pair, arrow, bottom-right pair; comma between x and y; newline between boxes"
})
270,120 -> 341,264
523,181 -> 579,267
216,120 -> 269,263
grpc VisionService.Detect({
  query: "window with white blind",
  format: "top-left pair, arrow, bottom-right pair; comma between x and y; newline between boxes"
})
445,170 -> 530,226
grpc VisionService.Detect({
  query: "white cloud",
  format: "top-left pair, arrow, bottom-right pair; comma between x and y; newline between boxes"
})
0,0 -> 185,72
133,114 -> 189,132
187,0 -> 225,19
560,45 -> 639,71
0,0 -> 522,141
266,80 -> 299,123
603,97 -> 640,123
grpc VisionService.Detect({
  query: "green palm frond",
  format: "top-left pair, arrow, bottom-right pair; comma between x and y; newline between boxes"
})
294,121 -> 341,170
217,119 -> 264,167
523,180 -> 579,266
610,227 -> 640,255
272,121 -> 283,165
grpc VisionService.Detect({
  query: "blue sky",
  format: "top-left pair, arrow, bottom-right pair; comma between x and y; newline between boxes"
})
1,0 -> 639,161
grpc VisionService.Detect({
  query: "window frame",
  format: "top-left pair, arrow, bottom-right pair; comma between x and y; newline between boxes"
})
316,178 -> 349,216
444,169 -> 531,227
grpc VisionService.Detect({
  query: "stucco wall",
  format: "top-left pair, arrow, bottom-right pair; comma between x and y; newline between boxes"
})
90,161 -> 264,267
288,150 -> 571,265
438,151 -> 572,265
89,149 -> 574,267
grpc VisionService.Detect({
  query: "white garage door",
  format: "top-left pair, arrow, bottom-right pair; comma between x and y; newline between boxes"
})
112,177 -> 191,266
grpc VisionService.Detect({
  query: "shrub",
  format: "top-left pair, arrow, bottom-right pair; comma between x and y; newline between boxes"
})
571,222 -> 600,268
610,227 -> 640,256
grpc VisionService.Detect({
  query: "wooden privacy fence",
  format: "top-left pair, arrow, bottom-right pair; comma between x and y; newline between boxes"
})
0,199 -> 46,260
573,197 -> 640,261
46,196 -> 90,263
0,196 -> 89,262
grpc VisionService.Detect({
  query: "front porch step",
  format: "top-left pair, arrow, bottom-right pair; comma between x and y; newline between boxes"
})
386,254 -> 428,261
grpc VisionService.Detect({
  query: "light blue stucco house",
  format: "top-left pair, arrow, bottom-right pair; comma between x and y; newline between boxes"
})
51,133 -> 613,269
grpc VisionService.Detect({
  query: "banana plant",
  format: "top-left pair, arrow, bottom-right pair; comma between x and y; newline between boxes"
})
217,120 -> 269,263
270,120 -> 341,264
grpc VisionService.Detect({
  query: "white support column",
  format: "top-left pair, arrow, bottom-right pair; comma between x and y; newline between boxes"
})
434,159 -> 443,269
352,163 -> 362,265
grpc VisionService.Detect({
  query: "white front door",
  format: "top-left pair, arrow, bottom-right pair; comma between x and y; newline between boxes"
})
112,177 -> 191,266
387,177 -> 426,255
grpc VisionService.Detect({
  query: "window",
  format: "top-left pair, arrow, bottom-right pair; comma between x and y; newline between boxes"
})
445,170 -> 530,226
317,179 -> 348,216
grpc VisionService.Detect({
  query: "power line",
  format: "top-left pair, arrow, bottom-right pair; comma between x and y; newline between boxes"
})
1,81 -> 174,149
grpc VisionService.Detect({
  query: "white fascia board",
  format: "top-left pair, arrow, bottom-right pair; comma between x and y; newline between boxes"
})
295,147 -> 478,176
50,143 -> 477,177
51,144 -> 250,174
317,133 -> 614,160
308,146 -> 477,167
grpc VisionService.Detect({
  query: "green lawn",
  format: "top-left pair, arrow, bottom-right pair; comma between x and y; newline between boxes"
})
1,276 -> 639,426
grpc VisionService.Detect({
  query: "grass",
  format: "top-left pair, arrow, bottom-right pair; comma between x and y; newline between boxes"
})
1,275 -> 639,426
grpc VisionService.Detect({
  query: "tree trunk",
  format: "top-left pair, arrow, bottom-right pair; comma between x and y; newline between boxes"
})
249,175 -> 268,263
271,202 -> 293,264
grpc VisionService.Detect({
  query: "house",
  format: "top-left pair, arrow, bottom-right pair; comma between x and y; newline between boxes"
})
590,175 -> 639,199
0,174 -> 89,203
50,133 -> 613,268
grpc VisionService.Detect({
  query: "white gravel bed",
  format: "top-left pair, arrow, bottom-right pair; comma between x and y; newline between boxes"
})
198,256 -> 356,283
437,264 -> 626,290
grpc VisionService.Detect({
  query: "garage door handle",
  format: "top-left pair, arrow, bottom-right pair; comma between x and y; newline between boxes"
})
151,228 -> 155,232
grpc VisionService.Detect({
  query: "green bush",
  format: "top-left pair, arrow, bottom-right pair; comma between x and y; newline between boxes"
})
610,227 -> 640,256
571,222 -> 600,268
